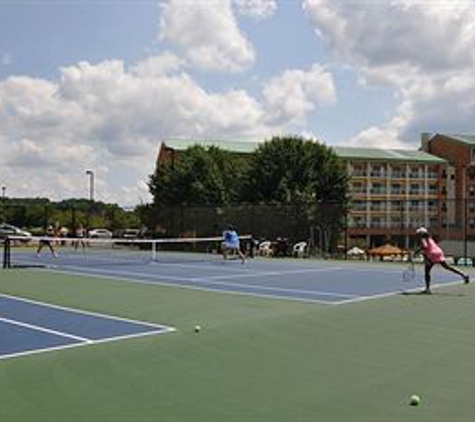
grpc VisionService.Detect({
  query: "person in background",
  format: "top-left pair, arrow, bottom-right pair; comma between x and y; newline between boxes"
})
414,227 -> 469,294
222,225 -> 246,264
36,225 -> 57,258
74,224 -> 87,251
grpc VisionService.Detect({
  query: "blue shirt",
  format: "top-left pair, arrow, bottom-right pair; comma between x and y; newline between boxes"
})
224,230 -> 239,247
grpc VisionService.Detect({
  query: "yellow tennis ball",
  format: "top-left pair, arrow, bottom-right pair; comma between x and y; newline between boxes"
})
410,395 -> 421,406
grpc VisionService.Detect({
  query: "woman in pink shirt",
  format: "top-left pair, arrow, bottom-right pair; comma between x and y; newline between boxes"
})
415,227 -> 469,294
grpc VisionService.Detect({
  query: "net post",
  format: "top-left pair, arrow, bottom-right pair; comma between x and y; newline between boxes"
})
152,239 -> 157,261
2,236 -> 11,269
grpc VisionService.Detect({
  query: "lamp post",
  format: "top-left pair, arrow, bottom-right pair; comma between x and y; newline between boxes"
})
1,186 -> 5,222
85,170 -> 94,202
85,171 -> 94,231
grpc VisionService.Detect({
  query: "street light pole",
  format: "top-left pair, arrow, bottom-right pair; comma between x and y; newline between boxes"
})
1,186 -> 5,222
85,170 -> 94,202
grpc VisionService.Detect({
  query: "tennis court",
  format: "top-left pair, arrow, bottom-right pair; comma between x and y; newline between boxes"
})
2,236 -> 466,304
1,238 -> 475,421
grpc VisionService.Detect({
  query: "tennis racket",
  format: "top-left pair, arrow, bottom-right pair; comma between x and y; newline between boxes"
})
402,261 -> 416,283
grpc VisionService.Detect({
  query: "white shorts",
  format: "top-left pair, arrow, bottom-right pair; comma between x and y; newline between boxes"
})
223,241 -> 240,250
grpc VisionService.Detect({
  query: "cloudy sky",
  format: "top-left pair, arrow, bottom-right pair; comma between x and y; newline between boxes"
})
1,0 -> 475,206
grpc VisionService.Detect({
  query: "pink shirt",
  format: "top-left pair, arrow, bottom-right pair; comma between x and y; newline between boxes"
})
421,237 -> 445,263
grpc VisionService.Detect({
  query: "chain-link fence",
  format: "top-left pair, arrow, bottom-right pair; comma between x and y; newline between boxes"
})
3,198 -> 475,263
147,202 -> 346,257
148,199 -> 475,262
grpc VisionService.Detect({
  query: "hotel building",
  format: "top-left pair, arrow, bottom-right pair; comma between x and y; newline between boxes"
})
332,146 -> 449,248
157,135 -> 475,249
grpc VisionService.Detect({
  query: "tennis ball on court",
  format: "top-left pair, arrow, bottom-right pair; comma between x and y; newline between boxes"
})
194,325 -> 201,333
410,394 -> 421,406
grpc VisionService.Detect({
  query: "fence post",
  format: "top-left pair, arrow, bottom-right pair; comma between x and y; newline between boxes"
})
464,197 -> 468,264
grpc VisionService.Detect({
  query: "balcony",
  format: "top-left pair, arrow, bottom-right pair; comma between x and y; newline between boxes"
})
408,173 -> 424,179
389,190 -> 405,196
351,190 -> 367,198
390,172 -> 406,179
348,219 -> 368,228
369,189 -> 387,195
369,172 -> 387,179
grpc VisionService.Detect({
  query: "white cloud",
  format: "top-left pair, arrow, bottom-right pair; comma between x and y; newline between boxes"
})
348,126 -> 410,150
263,64 -> 336,126
233,0 -> 277,20
303,0 -> 475,147
131,51 -> 184,77
2,51 -> 333,205
158,0 -> 255,73
304,0 -> 475,75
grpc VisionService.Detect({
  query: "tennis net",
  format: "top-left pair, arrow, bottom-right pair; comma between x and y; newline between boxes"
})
2,234 -> 254,269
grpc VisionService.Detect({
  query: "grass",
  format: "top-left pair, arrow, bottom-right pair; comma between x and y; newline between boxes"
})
1,268 -> 475,421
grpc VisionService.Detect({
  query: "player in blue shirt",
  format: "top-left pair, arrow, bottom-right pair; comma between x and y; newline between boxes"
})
222,225 -> 246,264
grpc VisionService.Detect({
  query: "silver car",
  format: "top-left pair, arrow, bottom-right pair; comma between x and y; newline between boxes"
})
88,228 -> 113,239
0,223 -> 32,239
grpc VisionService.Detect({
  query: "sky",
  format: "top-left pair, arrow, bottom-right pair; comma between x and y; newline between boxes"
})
1,0 -> 475,207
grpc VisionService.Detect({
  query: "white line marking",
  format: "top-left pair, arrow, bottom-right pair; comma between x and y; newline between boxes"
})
18,259 -> 463,306
36,265 -> 356,298
14,266 -> 354,306
0,316 -> 91,342
0,292 -> 175,331
0,326 -> 175,362
204,267 -> 344,281
13,260 -> 196,282
333,279 -> 467,305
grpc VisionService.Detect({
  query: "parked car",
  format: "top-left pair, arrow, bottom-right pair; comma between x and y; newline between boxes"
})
112,229 -> 140,238
88,228 -> 112,239
122,229 -> 140,238
0,223 -> 32,238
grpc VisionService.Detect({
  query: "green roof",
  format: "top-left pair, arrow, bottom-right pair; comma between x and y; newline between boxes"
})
163,138 -> 261,153
437,134 -> 475,146
162,139 -> 447,164
332,146 -> 446,164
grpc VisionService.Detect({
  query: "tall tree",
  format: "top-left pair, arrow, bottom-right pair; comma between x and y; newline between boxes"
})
149,145 -> 246,205
242,135 -> 348,205
242,135 -> 349,252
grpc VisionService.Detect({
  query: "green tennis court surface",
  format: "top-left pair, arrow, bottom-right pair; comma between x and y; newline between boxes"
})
1,268 -> 475,421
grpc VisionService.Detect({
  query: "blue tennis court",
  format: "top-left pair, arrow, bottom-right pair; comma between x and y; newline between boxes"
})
0,293 -> 175,360
12,247 -> 471,304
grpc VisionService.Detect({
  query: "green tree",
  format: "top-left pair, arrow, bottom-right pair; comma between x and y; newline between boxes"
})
149,145 -> 246,205
242,135 -> 349,252
242,135 -> 348,204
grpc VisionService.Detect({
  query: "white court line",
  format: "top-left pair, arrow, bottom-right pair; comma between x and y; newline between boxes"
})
334,278 -> 468,305
17,259 -> 442,305
0,292 -> 176,331
0,316 -> 91,343
204,267 -> 344,281
41,264 -> 356,298
29,261 -> 345,284
0,326 -> 174,362
23,264 -> 358,301
15,260 -> 197,283
0,293 -> 176,361
48,268 -> 347,305
37,252 -> 227,272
